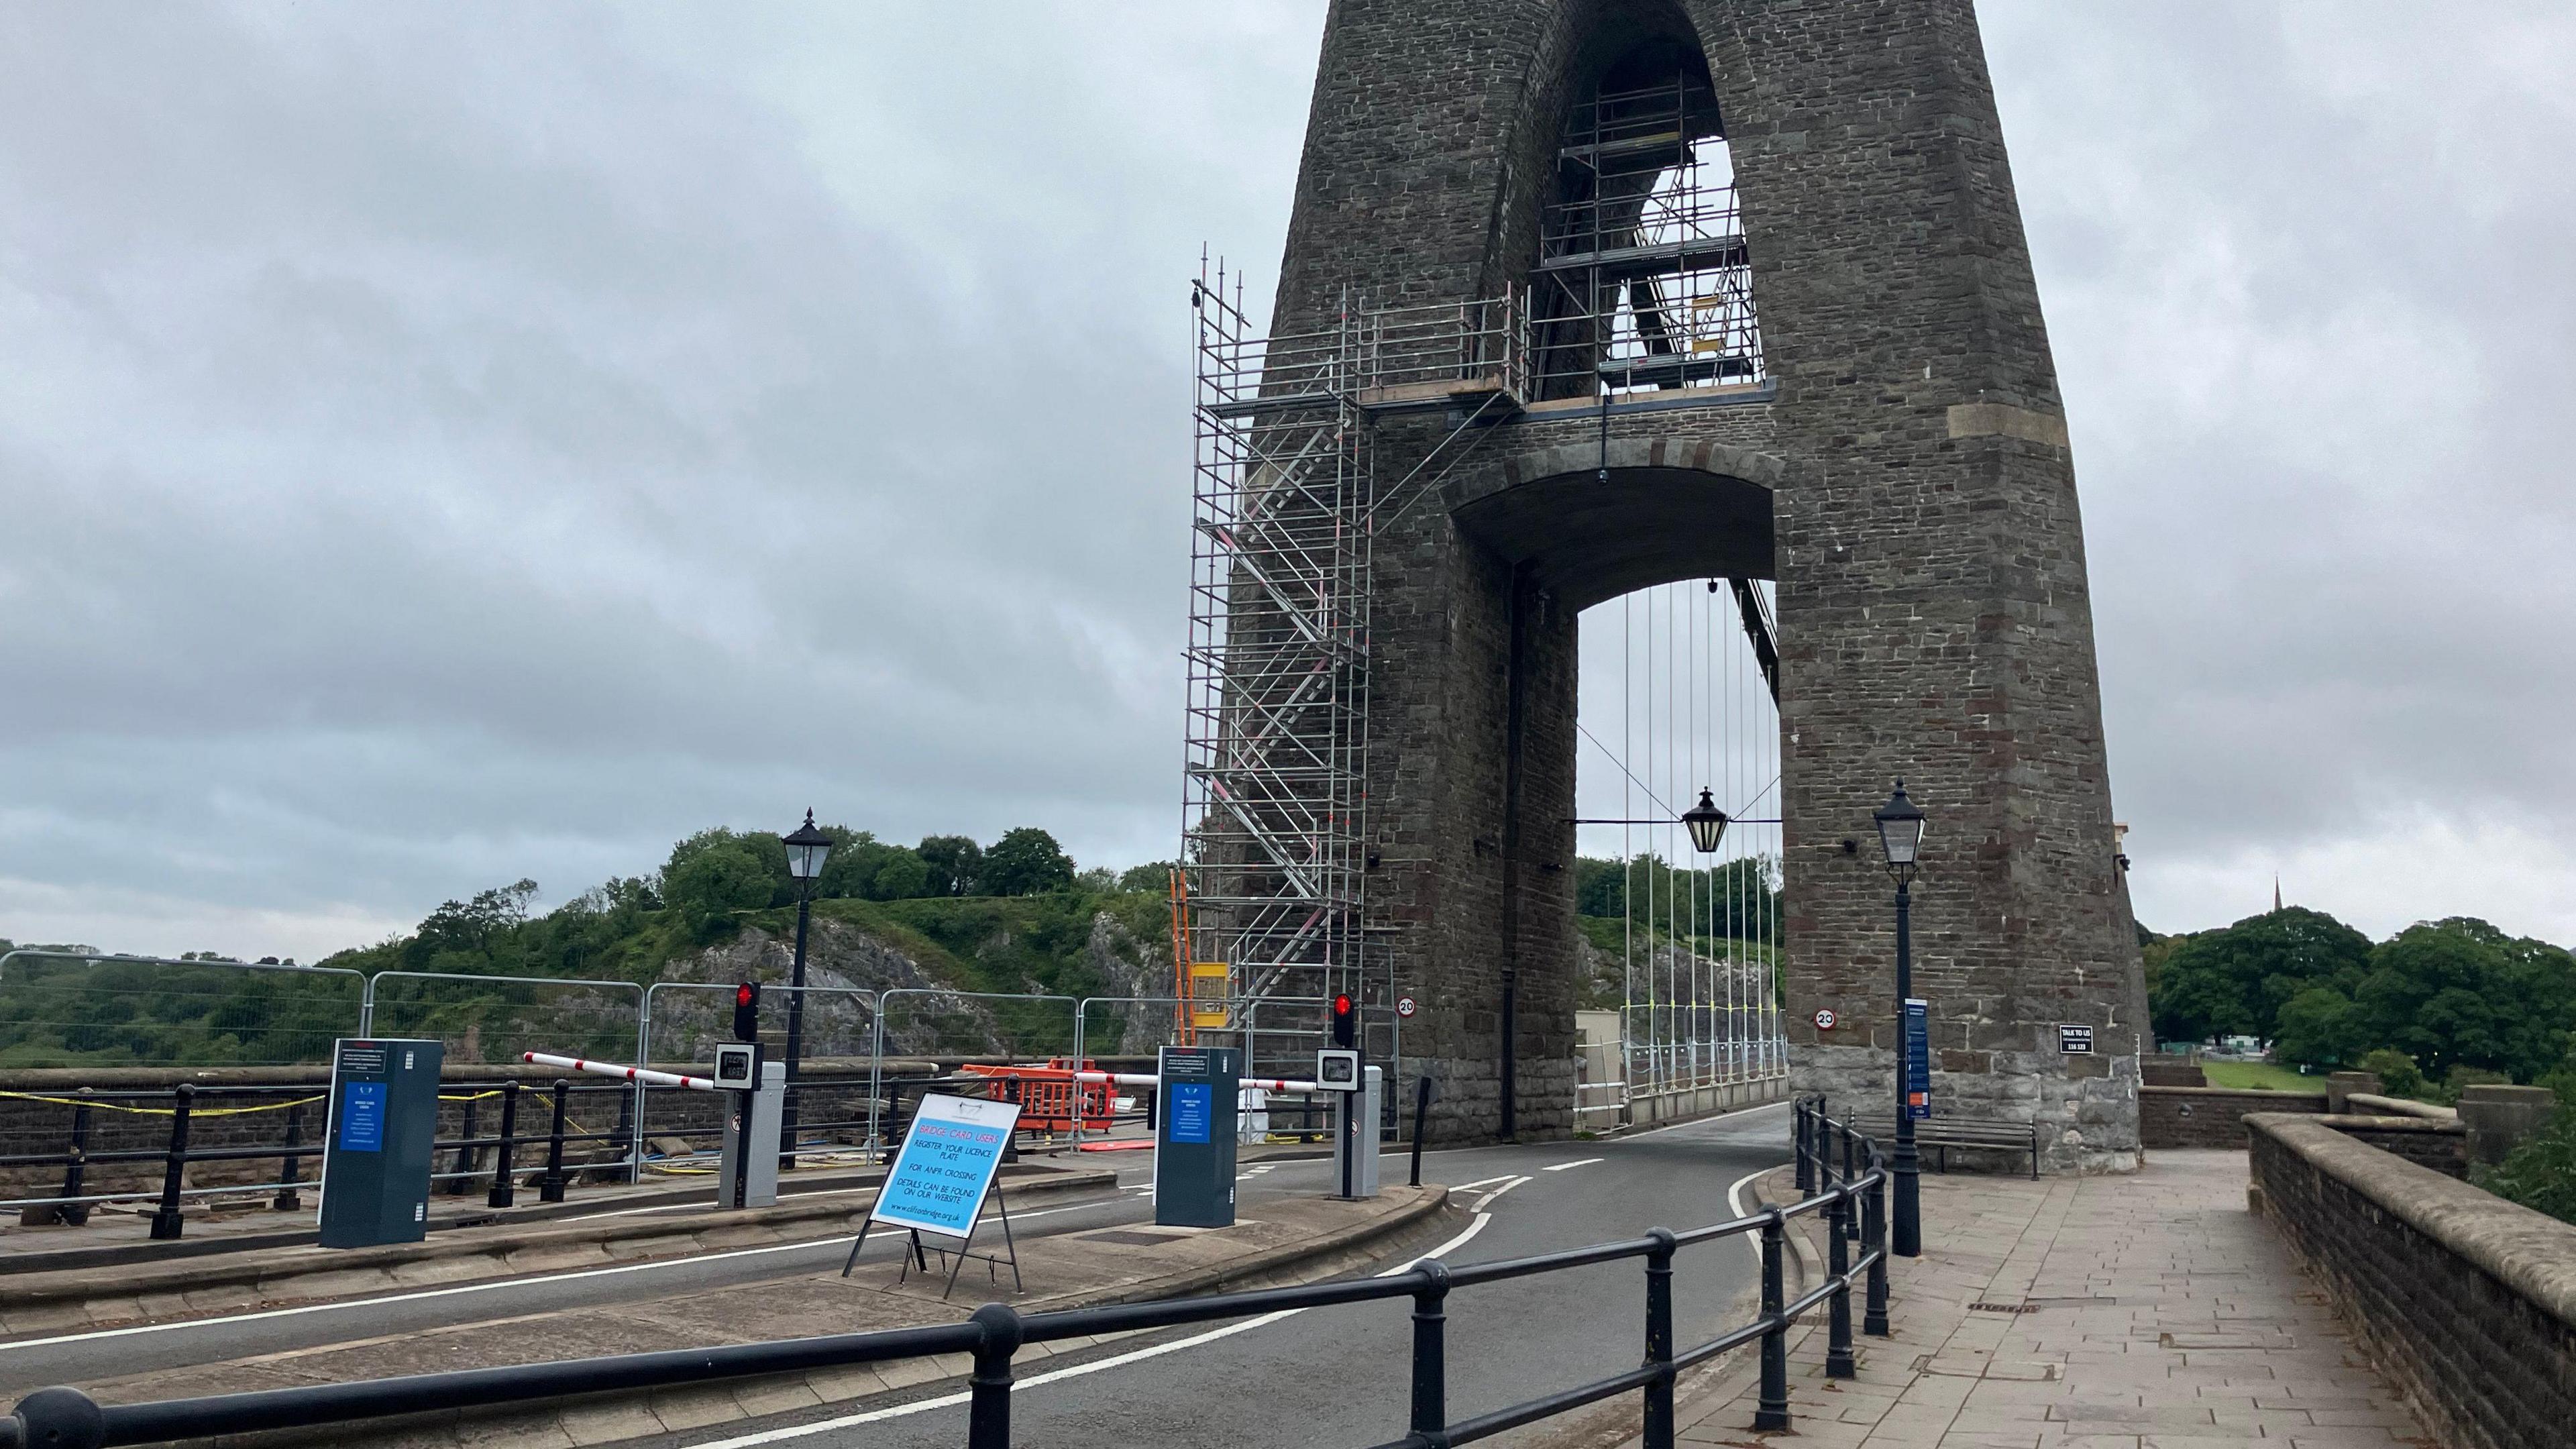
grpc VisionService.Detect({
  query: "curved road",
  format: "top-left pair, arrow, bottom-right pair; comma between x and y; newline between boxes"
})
0,1101 -> 1790,1448
653,1102 -> 1792,1449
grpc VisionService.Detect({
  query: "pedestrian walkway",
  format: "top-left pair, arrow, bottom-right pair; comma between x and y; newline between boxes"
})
1674,1150 -> 2432,1448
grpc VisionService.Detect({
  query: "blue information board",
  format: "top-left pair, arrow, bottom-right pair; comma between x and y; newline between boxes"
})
1902,998 -> 1931,1120
870,1094 -> 1022,1240
1168,1082 -> 1213,1143
338,1081 -> 386,1151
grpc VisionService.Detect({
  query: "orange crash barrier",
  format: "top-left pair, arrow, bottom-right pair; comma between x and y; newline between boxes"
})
956,1058 -> 1118,1134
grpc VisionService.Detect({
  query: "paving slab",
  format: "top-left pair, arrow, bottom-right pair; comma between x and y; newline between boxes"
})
1660,1151 -> 2434,1449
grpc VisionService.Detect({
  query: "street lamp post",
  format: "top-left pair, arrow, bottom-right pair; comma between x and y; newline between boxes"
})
779,810 -> 833,1172
1872,780 -> 1926,1258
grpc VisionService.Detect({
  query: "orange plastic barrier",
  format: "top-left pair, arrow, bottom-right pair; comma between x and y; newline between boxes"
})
957,1058 -> 1117,1134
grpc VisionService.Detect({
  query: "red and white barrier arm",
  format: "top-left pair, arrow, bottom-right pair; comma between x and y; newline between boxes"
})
1069,1070 -> 1322,1093
521,1051 -> 715,1092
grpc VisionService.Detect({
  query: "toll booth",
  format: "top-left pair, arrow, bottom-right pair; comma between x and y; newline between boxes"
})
1330,1065 -> 1383,1199
319,1038 -> 444,1248
716,1053 -> 786,1210
1152,1044 -> 1239,1228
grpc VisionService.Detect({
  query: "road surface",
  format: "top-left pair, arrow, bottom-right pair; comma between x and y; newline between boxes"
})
653,1102 -> 1794,1449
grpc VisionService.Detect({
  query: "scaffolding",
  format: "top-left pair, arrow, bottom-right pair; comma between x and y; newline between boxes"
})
1534,57 -> 1765,399
1179,263 -> 1526,1074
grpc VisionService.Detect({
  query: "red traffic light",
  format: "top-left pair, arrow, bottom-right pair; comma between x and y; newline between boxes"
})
1334,994 -> 1351,1014
731,981 -> 761,1042
736,982 -> 757,1006
1330,993 -> 1356,1049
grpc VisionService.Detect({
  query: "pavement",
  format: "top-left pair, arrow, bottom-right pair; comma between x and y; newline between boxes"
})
1664,1149 -> 2435,1448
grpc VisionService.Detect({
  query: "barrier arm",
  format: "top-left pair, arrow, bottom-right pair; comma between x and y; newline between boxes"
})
1069,1070 -> 1321,1093
521,1052 -> 716,1092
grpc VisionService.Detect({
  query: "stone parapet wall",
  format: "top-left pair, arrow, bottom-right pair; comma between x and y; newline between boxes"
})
2249,1112 -> 2576,1449
2139,1085 -> 2324,1147
2137,1056 -> 2208,1088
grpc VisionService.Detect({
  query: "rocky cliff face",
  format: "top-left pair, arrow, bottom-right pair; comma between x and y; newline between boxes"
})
650,910 -> 1173,1064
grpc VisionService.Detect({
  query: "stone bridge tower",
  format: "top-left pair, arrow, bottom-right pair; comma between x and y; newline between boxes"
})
1194,0 -> 2145,1171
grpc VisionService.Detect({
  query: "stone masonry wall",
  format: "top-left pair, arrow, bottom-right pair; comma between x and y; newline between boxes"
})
2140,1086 -> 2324,1148
2249,1112 -> 2576,1449
1267,0 -> 2144,1155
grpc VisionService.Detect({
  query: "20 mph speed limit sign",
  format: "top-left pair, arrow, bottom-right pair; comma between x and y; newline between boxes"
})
1395,996 -> 1418,1018
1813,1008 -> 1837,1030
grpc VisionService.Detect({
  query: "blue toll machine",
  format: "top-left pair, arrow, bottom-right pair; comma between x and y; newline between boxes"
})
1152,1044 -> 1239,1228
319,1038 -> 445,1248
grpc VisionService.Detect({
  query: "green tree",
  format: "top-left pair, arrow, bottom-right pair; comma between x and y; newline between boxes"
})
2353,919 -> 2576,1081
1117,861 -> 1175,894
980,827 -> 1075,896
661,832 -> 775,941
917,835 -> 983,896
867,848 -> 933,900
2147,907 -> 2371,1046
2272,985 -> 2367,1072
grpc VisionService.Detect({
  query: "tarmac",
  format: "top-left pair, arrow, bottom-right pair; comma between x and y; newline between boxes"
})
56,1182 -> 1454,1449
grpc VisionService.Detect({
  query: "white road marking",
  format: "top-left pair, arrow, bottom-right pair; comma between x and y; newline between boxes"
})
1469,1176 -> 1533,1211
1541,1158 -> 1605,1172
0,1197 -> 1125,1354
1725,1165 -> 1772,1271
686,1195 -> 1500,1448
1444,1173 -> 1517,1193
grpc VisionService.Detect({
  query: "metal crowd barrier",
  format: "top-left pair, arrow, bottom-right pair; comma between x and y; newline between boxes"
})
0,1110 -> 1896,1449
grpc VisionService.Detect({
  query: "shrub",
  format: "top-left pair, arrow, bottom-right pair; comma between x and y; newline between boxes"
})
2479,1108 -> 2576,1226
2358,1047 -> 2428,1101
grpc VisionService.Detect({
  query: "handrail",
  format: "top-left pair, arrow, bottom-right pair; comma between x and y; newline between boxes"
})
4,1108 -> 1904,1449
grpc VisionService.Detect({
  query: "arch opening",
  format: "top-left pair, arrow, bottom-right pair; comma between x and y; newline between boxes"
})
1531,32 -> 1766,401
1568,576 -> 1788,1124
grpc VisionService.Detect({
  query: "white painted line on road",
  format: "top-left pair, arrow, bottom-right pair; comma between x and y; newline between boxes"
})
1469,1176 -> 1532,1211
0,1196 -> 1128,1354
1541,1158 -> 1604,1172
688,1191 -> 1501,1448
1725,1165 -> 1770,1272
1444,1173 -> 1517,1193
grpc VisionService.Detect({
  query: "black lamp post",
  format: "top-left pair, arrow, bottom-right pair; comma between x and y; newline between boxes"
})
778,810 -> 833,1171
1872,780 -> 1926,1256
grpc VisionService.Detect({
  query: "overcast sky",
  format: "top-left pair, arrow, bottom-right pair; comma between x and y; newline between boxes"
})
5,2 -> 2571,961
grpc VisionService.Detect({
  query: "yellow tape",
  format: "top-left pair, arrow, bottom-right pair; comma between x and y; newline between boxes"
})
0,1091 -> 326,1118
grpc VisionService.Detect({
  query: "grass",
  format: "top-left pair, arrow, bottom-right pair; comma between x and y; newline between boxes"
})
2199,1059 -> 2326,1093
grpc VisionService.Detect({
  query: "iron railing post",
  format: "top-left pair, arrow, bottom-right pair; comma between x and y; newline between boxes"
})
41,1092 -> 93,1226
1793,1098 -> 1812,1193
148,1084 -> 196,1240
13,1385 -> 106,1449
1864,1166 -> 1891,1337
609,1084 -> 636,1185
273,1101 -> 307,1212
1755,1209 -> 1789,1430
1409,1259 -> 1450,1442
965,1302 -> 1022,1449
447,1097 -> 480,1196
1643,1227 -> 1677,1449
1826,1188 -> 1856,1379
1843,1126 -> 1861,1239
537,1079 -> 572,1203
1409,1075 -> 1434,1188
488,1079 -> 521,1209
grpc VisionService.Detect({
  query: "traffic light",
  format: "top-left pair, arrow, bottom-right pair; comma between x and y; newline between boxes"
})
732,981 -> 761,1042
1330,993 -> 1356,1050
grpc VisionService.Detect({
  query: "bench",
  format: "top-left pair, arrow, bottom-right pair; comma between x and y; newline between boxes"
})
1849,1116 -> 2040,1179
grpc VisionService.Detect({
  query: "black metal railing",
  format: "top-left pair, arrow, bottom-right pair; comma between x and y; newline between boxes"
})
0,1073 -> 938,1234
0,1110 -> 1894,1449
